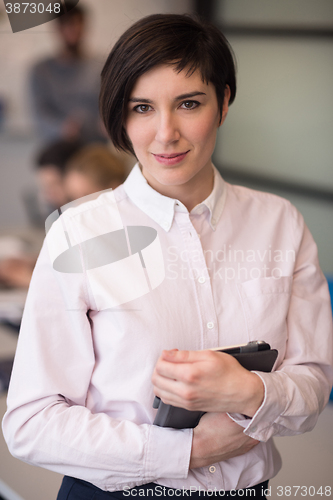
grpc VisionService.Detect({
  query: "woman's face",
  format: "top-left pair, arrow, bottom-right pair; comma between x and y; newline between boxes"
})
125,64 -> 229,198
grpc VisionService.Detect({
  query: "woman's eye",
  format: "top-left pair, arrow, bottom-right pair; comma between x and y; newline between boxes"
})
181,100 -> 199,110
134,104 -> 152,113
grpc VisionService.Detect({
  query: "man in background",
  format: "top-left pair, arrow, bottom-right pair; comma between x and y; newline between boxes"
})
0,140 -> 82,289
29,1 -> 106,144
1,141 -> 128,289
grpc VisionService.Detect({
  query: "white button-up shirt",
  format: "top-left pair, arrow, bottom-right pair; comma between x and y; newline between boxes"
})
2,164 -> 333,492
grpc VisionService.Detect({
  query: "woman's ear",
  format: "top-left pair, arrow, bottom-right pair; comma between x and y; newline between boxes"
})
219,85 -> 231,126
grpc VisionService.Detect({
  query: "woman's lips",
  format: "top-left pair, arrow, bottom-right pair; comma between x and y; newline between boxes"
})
152,151 -> 189,165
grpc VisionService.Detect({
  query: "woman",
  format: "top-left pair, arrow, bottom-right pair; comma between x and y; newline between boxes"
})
3,14 -> 333,500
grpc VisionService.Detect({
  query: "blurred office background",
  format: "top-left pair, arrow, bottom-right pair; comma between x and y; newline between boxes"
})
211,0 -> 333,278
0,0 -> 332,499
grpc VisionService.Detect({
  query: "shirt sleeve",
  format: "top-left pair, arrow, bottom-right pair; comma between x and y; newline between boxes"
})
1,239 -> 192,491
228,207 -> 333,442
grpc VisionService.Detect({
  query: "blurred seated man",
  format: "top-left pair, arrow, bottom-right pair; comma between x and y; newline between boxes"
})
0,144 -> 126,289
0,140 -> 82,289
64,144 -> 127,201
26,139 -> 82,225
29,1 -> 106,144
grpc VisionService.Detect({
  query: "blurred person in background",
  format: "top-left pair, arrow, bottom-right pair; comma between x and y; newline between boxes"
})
29,1 -> 107,144
0,255 -> 35,290
27,139 -> 83,224
64,144 -> 128,201
0,142 -> 127,289
0,140 -> 82,289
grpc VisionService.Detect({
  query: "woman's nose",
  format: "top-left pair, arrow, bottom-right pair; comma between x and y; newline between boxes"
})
155,113 -> 180,144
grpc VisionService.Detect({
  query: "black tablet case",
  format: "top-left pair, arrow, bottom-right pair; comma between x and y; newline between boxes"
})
153,348 -> 278,429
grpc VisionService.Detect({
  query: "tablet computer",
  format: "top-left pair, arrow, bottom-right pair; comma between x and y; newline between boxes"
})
153,341 -> 278,429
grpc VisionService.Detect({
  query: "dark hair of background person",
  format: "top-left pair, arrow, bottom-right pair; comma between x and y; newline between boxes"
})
100,13 -> 237,156
65,144 -> 127,187
36,140 -> 83,174
56,0 -> 86,24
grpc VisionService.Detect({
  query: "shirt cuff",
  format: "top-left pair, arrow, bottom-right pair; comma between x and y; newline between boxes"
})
227,371 -> 288,442
145,424 -> 193,480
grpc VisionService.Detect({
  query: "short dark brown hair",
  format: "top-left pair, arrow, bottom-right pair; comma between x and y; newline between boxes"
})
100,14 -> 236,155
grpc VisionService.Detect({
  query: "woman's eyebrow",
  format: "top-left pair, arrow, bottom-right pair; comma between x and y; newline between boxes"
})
128,91 -> 206,104
128,97 -> 153,103
175,91 -> 206,101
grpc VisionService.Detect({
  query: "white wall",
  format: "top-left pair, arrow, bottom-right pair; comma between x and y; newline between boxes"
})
215,37 -> 333,189
219,0 -> 333,27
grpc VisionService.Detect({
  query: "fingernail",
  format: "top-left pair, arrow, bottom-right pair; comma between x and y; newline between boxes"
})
164,349 -> 178,357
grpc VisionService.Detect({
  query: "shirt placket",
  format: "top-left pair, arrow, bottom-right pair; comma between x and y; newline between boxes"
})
175,210 -> 225,490
174,211 -> 219,350
203,462 -> 225,492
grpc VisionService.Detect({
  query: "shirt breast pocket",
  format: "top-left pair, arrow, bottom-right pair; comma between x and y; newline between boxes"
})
237,276 -> 293,366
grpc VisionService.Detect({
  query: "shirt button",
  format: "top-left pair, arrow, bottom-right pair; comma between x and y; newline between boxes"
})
198,276 -> 205,284
209,465 -> 216,473
207,322 -> 214,329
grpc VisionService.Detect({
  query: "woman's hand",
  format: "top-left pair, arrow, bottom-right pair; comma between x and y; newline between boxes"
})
152,349 -> 265,417
189,412 -> 260,469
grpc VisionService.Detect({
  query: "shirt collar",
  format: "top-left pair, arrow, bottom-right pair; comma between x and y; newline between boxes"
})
123,163 -> 226,232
